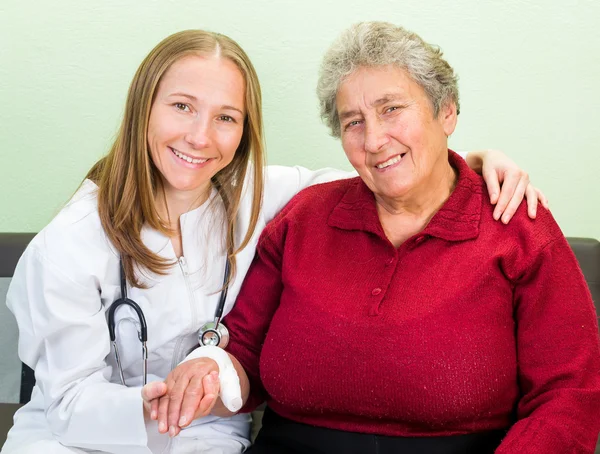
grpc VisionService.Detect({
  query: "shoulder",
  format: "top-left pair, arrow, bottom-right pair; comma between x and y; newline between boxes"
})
477,181 -> 567,279
24,180 -> 116,285
479,181 -> 563,251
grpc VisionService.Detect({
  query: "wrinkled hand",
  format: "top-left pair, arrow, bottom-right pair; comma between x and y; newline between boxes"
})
142,358 -> 220,437
479,149 -> 549,223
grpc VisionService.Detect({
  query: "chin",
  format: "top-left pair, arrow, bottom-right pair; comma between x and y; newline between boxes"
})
164,177 -> 208,193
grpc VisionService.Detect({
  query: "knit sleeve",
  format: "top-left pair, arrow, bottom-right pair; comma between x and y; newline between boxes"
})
496,237 -> 600,453
223,224 -> 286,413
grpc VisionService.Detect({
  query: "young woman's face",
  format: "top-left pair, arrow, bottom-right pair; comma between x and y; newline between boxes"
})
147,54 -> 246,201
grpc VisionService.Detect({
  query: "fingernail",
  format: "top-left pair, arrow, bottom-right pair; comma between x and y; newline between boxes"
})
159,421 -> 166,432
179,415 -> 187,426
151,410 -> 157,420
169,426 -> 177,437
502,216 -> 509,224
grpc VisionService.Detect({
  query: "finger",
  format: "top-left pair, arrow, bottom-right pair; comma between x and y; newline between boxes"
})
179,375 -> 207,427
197,372 -> 220,416
142,382 -> 167,420
493,173 -> 520,221
157,379 -> 174,434
537,188 -> 549,209
525,184 -> 538,219
482,168 -> 501,205
142,381 -> 167,402
501,177 -> 528,223
167,375 -> 191,437
151,398 -> 159,421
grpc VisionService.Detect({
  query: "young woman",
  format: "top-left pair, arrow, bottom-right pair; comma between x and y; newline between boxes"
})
4,29 -> 545,454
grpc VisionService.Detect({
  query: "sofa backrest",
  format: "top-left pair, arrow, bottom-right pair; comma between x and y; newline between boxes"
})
1,233 -> 599,405
0,233 -> 35,404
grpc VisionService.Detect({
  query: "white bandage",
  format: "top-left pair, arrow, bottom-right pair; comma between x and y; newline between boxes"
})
181,346 -> 243,412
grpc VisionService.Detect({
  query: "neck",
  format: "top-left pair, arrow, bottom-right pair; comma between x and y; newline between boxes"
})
157,181 -> 212,233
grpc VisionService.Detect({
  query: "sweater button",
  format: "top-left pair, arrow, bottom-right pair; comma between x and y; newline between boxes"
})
371,288 -> 382,296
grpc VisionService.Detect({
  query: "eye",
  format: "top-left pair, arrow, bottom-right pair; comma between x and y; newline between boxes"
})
218,115 -> 236,123
344,120 -> 363,131
174,103 -> 191,112
385,106 -> 400,113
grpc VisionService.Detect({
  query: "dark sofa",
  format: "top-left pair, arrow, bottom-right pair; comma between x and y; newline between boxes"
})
1,233 -> 599,451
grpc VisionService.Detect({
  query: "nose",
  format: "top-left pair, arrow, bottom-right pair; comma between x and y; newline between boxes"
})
364,119 -> 389,154
185,117 -> 211,149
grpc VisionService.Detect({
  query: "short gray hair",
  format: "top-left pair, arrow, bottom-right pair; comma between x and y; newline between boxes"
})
317,21 -> 460,138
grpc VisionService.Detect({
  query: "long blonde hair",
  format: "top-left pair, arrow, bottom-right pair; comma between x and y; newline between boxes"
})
86,30 -> 264,287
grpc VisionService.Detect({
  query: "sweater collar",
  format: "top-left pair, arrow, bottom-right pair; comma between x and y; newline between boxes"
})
327,150 -> 482,242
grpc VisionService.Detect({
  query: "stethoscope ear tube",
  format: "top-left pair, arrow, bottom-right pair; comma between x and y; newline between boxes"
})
108,297 -> 148,342
214,258 -> 231,321
108,259 -> 148,341
107,258 -> 149,385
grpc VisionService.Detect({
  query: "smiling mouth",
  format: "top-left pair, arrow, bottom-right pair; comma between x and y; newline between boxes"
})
375,153 -> 407,169
170,147 -> 210,165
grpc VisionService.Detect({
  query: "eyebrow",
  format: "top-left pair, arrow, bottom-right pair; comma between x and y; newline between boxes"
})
338,93 -> 405,122
338,109 -> 361,123
372,93 -> 404,107
168,92 -> 245,116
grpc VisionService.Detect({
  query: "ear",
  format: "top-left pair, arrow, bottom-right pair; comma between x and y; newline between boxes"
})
439,100 -> 458,137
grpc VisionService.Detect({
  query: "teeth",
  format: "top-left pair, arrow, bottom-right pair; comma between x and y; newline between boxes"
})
171,148 -> 208,165
376,155 -> 402,169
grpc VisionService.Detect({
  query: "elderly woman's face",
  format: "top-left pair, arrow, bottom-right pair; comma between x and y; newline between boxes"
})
336,65 -> 456,203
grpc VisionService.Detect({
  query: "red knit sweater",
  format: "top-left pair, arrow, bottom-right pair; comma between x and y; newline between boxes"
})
225,151 -> 600,453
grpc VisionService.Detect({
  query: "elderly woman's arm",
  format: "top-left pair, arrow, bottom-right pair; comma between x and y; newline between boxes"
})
496,235 -> 600,453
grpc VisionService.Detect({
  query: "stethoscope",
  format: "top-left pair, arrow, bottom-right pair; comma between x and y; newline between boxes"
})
107,257 -> 231,386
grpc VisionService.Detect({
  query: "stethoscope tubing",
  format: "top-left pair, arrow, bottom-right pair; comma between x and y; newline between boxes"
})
108,256 -> 230,386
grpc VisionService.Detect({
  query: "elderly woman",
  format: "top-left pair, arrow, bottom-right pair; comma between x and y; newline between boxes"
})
150,22 -> 600,453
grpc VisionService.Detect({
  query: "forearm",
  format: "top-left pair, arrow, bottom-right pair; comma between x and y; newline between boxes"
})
504,236 -> 600,452
496,409 -> 600,454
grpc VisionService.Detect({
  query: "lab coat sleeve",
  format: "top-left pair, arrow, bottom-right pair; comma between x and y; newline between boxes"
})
6,245 -> 151,454
262,165 -> 354,223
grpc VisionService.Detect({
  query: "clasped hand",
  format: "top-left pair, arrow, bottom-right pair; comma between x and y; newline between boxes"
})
141,358 -> 221,437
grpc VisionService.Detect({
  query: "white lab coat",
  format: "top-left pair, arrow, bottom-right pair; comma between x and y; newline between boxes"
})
2,165 -> 351,454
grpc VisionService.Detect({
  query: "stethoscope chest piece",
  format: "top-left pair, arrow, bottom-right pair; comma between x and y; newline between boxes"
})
198,321 -> 230,348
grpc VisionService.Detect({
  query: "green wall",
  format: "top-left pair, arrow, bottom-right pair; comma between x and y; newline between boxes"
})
1,0 -> 598,238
